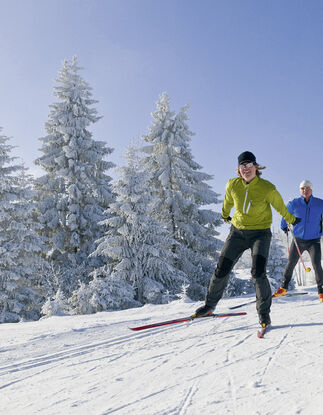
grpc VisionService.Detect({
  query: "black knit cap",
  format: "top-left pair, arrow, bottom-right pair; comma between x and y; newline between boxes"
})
238,151 -> 256,165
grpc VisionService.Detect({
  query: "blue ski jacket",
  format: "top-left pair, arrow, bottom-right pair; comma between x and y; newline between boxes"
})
281,195 -> 323,240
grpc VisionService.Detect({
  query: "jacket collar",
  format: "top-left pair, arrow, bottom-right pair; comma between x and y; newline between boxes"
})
241,175 -> 259,187
301,194 -> 313,204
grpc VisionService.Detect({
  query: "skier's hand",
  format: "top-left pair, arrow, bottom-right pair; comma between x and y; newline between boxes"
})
222,215 -> 232,224
293,217 -> 301,225
282,227 -> 289,234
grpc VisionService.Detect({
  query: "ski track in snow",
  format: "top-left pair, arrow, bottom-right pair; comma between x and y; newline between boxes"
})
0,287 -> 322,415
260,329 -> 291,380
0,331 -> 155,377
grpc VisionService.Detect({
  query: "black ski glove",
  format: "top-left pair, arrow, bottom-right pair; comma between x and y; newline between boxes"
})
282,227 -> 289,234
222,215 -> 232,224
293,217 -> 301,225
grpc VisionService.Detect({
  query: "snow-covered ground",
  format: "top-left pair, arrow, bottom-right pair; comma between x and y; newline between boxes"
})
0,286 -> 322,415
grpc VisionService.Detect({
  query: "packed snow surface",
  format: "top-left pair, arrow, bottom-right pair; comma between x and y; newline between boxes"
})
0,286 -> 322,415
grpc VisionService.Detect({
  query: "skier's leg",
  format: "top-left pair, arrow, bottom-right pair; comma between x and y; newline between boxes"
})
307,239 -> 323,291
281,241 -> 303,288
250,229 -> 272,320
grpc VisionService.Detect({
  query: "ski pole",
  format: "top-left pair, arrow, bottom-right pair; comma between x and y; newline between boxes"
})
287,224 -> 311,273
286,231 -> 290,254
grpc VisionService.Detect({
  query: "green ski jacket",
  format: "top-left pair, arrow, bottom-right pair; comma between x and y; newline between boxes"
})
222,176 -> 295,230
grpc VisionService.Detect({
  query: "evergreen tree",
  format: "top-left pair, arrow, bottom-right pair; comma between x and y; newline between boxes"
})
140,93 -> 222,299
0,130 -> 47,323
90,146 -> 186,307
69,276 -> 140,314
223,269 -> 254,298
267,231 -> 294,290
235,249 -> 252,270
41,288 -> 69,318
34,57 -> 115,295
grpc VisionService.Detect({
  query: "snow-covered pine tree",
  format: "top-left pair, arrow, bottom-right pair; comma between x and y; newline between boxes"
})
89,146 -> 187,307
34,57 -> 115,295
222,250 -> 254,297
267,230 -> 294,290
40,288 -> 69,318
69,276 -> 140,314
223,271 -> 254,298
0,129 -> 47,323
140,93 -> 222,300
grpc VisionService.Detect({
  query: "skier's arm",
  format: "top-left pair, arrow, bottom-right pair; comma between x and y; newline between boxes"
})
221,180 -> 234,219
281,201 -> 293,230
268,189 -> 295,225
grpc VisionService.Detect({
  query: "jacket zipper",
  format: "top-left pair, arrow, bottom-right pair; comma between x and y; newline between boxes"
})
304,204 -> 309,237
243,184 -> 249,213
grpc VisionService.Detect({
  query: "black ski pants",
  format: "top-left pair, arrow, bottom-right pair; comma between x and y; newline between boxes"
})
206,226 -> 272,316
282,238 -> 323,291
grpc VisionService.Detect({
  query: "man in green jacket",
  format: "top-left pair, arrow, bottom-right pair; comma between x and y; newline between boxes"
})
194,151 -> 299,328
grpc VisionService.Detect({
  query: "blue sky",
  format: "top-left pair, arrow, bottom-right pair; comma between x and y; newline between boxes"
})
1,0 -> 323,234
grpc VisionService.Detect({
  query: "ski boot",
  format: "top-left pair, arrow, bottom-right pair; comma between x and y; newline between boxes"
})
318,286 -> 323,303
258,314 -> 271,338
193,304 -> 215,318
259,313 -> 271,327
273,287 -> 287,297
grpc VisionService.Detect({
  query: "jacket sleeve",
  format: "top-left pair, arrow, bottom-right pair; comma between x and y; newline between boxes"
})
221,180 -> 234,218
281,200 -> 293,229
267,189 -> 295,225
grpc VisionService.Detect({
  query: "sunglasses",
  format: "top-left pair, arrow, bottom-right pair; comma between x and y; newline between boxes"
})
239,162 -> 255,169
